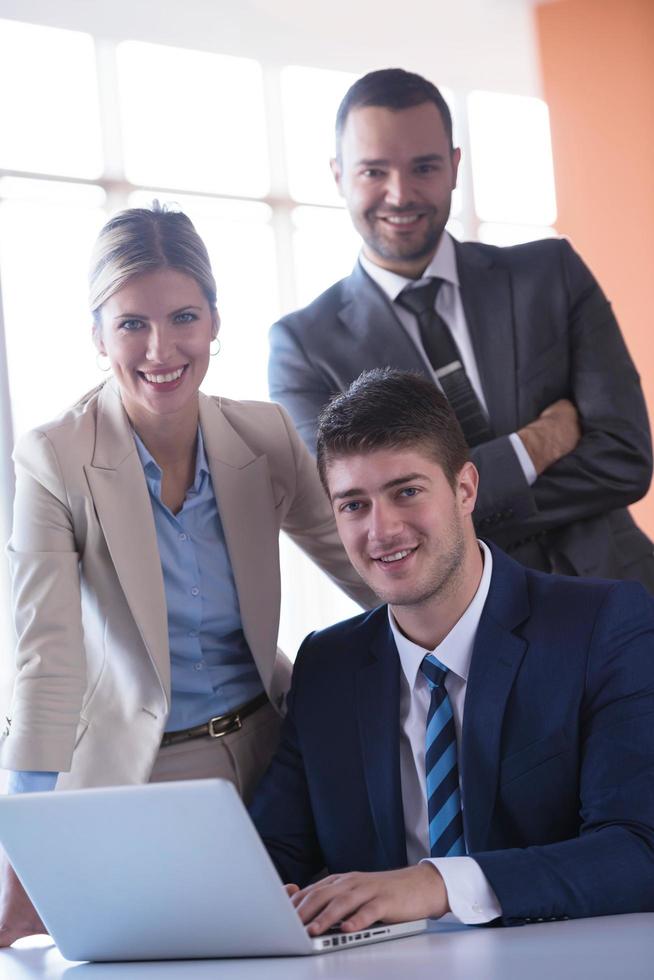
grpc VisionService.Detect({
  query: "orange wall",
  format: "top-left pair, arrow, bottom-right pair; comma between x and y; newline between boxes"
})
536,0 -> 654,535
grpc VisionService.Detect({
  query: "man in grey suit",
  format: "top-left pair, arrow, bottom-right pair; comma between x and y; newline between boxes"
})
268,68 -> 654,584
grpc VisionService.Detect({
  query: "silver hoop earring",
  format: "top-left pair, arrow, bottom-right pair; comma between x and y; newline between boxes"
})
209,338 -> 221,357
96,352 -> 111,372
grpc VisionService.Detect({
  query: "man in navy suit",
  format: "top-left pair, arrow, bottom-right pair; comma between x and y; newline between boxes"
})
251,368 -> 654,933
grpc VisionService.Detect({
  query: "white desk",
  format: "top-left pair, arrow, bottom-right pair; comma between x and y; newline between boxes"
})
1,914 -> 652,980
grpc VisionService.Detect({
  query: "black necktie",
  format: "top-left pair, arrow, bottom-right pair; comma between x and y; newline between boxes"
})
397,280 -> 493,448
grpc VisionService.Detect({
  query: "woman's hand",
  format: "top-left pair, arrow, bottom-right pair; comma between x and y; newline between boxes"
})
0,851 -> 47,946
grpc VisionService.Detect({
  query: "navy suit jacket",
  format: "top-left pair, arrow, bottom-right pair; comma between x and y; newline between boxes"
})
250,544 -> 654,925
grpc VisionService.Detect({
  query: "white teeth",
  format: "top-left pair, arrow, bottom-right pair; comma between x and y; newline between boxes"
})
143,368 -> 184,384
384,215 -> 420,225
379,549 -> 412,563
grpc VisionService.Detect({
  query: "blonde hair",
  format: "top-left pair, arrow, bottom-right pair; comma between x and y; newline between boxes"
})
89,202 -> 218,326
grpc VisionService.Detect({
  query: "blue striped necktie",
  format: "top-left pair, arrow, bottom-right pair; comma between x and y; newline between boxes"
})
421,653 -> 465,857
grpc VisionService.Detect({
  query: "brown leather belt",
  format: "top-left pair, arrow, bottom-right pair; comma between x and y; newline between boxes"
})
161,692 -> 268,748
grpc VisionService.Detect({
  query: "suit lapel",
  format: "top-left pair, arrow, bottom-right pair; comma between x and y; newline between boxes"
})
461,545 -> 530,850
199,396 -> 280,695
355,612 -> 407,869
456,243 -> 518,434
343,254 -> 519,435
84,381 -> 170,699
340,263 -> 431,376
350,549 -> 531,862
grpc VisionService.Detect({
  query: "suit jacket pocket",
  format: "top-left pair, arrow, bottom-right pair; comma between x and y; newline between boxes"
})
500,729 -> 570,786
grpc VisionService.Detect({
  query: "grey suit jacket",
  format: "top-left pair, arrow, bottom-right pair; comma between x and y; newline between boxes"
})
269,238 -> 654,584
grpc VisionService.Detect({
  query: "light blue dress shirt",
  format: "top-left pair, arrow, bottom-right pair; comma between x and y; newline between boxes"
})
134,427 -> 262,731
8,426 -> 263,794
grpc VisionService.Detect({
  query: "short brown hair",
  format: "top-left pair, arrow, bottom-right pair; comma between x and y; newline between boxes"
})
316,368 -> 469,492
335,68 -> 454,157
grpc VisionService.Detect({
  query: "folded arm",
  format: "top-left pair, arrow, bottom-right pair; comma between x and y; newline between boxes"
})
482,243 -> 652,544
249,657 -> 325,887
270,242 -> 651,541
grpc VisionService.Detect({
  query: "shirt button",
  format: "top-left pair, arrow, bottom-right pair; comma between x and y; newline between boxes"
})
194,662 -> 204,671
191,586 -> 200,596
179,532 -> 187,542
189,629 -> 199,638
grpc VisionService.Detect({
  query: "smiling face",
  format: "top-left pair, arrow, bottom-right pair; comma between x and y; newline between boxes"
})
94,267 -> 217,428
326,446 -> 478,616
331,102 -> 460,278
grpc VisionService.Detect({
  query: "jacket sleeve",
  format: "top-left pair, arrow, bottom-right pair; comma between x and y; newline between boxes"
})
249,635 -> 325,886
268,318 -> 336,456
274,403 -> 377,610
0,430 -> 86,772
482,241 -> 652,545
469,438 -> 537,530
472,582 -> 654,923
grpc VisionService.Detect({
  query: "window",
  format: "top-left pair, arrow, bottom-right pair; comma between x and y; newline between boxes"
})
0,20 -> 559,671
468,90 -> 557,240
117,42 -> 269,197
0,178 -> 106,437
281,65 -> 358,206
0,20 -> 103,179
292,205 -> 360,307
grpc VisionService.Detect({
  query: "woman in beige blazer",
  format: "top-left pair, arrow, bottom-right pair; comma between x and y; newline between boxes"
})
0,205 -> 372,944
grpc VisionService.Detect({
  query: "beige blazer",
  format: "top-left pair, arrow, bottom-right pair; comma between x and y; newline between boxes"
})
1,381 -> 372,789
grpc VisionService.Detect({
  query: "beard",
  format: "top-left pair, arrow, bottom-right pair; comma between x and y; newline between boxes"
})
364,515 -> 466,611
359,206 -> 447,266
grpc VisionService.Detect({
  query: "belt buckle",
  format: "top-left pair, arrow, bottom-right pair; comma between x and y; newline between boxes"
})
208,713 -> 242,739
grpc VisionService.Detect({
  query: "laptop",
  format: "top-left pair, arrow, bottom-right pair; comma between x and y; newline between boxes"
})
0,779 -> 428,961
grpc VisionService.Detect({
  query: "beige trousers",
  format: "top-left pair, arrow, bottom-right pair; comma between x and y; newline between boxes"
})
148,701 -> 282,806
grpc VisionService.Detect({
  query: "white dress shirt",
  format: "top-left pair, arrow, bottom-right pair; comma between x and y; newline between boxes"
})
389,539 -> 502,924
359,234 -> 536,484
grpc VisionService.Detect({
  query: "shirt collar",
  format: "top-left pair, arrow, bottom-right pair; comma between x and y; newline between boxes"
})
133,426 -> 209,500
390,539 -> 493,691
358,231 -> 459,303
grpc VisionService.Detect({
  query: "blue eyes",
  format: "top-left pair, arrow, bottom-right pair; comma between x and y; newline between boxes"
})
339,488 -> 420,513
119,312 -> 198,332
